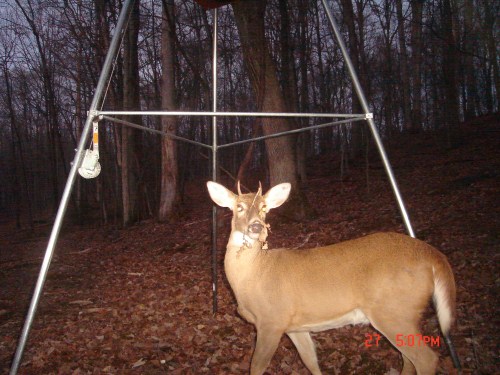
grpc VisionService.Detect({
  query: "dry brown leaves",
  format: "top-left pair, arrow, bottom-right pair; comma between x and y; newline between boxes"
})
1,122 -> 498,374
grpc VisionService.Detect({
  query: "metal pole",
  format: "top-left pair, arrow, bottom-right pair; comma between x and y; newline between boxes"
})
101,115 -> 212,149
321,0 -> 415,238
219,117 -> 365,149
211,8 -> 218,314
9,1 -> 136,373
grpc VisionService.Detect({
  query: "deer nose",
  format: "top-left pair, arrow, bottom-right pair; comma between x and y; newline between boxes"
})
248,222 -> 264,234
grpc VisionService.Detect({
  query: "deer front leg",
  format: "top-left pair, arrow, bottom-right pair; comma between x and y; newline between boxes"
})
250,327 -> 282,375
287,331 -> 322,375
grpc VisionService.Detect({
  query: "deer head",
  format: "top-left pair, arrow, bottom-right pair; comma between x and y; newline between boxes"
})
207,181 -> 291,248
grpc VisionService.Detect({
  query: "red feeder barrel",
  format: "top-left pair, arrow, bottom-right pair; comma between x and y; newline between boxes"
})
194,0 -> 235,9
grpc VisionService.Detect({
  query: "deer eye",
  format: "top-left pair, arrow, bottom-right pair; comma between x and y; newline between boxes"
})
236,204 -> 244,212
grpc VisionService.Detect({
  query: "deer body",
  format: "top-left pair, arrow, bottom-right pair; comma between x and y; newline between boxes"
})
207,181 -> 460,375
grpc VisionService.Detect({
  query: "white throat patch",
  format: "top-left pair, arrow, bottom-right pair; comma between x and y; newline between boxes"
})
228,231 -> 256,248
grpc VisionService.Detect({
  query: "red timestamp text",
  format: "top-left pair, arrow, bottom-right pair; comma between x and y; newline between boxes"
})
364,333 -> 441,348
396,334 -> 441,347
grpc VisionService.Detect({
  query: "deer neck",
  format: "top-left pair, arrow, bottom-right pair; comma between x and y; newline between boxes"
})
224,230 -> 264,289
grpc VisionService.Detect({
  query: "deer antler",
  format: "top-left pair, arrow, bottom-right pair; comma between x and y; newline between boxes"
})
237,181 -> 243,196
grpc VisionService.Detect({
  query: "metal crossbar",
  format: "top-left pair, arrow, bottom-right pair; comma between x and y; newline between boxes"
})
95,110 -> 367,118
101,115 -> 366,150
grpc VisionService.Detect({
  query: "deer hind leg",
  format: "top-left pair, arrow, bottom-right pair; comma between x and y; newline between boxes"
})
287,332 -> 322,375
250,328 -> 282,375
368,315 -> 438,375
401,354 -> 417,375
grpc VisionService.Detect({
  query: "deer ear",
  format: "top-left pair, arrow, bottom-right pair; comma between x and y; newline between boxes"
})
207,181 -> 236,208
264,183 -> 291,209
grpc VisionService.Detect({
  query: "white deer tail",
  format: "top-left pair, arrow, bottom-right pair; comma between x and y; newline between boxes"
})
433,261 -> 461,371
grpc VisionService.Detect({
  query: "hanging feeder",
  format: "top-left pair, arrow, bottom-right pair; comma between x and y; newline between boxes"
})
78,119 -> 101,179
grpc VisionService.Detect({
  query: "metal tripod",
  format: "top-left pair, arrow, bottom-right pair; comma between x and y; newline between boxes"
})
9,1 -> 414,373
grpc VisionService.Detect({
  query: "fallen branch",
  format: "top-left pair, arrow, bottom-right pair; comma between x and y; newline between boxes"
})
292,232 -> 316,249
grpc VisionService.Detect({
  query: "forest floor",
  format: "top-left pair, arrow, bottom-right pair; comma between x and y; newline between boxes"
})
0,116 -> 499,375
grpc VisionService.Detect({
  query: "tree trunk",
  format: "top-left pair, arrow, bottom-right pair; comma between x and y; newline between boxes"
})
339,0 -> 364,158
121,0 -> 143,226
278,0 -> 298,114
95,0 -> 122,224
296,0 -> 309,182
313,0 -> 333,154
375,0 -> 395,135
441,0 -> 460,137
463,0 -> 477,120
4,65 -> 23,228
410,0 -> 423,131
236,121 -> 262,184
158,0 -> 180,222
395,0 -> 413,131
483,0 -> 500,111
232,0 -> 314,220
279,0 -> 307,182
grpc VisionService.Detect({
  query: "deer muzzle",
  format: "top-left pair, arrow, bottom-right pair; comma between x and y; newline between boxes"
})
248,221 -> 264,235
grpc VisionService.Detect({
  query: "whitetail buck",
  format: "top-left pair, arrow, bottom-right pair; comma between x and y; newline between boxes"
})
207,181 -> 461,375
